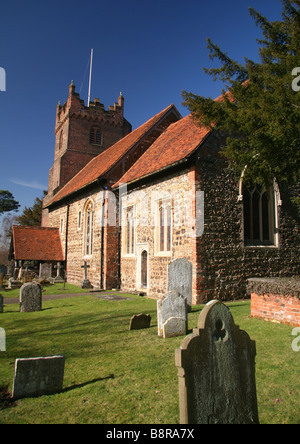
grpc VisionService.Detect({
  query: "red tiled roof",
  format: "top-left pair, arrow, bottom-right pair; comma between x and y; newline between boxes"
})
113,114 -> 211,188
46,104 -> 179,207
12,226 -> 64,261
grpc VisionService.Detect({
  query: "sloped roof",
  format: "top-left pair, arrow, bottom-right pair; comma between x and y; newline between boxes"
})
113,114 -> 211,188
45,104 -> 180,207
11,226 -> 64,261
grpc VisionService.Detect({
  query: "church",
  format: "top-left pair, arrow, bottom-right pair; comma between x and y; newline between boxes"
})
10,82 -> 300,304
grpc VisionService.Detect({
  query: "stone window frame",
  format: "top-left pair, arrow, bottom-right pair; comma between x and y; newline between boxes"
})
122,203 -> 136,258
239,175 -> 281,249
154,196 -> 172,257
83,199 -> 94,258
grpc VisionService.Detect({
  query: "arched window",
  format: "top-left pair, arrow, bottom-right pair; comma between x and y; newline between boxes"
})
84,200 -> 94,256
242,183 -> 276,246
125,206 -> 135,255
157,198 -> 172,253
89,127 -> 102,145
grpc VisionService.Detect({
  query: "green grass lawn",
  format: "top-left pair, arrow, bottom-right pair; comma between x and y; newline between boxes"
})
0,292 -> 299,424
1,282 -> 91,299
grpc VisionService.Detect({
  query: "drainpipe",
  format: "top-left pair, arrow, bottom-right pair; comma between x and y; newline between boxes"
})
100,187 -> 107,289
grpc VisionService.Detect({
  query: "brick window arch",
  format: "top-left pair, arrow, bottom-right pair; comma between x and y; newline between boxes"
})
89,127 -> 102,145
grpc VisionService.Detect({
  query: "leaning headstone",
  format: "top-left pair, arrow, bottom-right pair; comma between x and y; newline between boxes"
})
175,300 -> 259,424
20,282 -> 42,312
0,294 -> 3,313
129,313 -> 151,330
12,355 -> 65,400
167,258 -> 192,307
157,291 -> 187,337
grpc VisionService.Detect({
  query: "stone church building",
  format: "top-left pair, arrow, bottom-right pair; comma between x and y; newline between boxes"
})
12,81 -> 299,304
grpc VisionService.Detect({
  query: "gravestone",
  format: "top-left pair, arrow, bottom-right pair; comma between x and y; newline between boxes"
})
20,282 -> 42,312
39,263 -> 52,279
163,316 -> 186,338
12,355 -> 65,400
0,294 -> 3,313
175,300 -> 259,424
0,327 -> 5,351
167,258 -> 192,307
157,291 -> 187,337
129,313 -> 151,330
54,262 -> 64,283
81,261 -> 92,289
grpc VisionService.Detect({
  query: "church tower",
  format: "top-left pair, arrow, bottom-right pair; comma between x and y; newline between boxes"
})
43,81 -> 132,214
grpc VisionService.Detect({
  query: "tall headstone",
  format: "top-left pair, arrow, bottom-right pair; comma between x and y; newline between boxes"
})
12,355 -> 65,400
157,291 -> 187,337
20,282 -> 42,312
175,300 -> 259,424
39,263 -> 52,280
167,259 -> 192,307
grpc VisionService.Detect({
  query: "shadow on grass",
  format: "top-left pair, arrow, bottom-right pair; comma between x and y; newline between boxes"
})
61,374 -> 115,394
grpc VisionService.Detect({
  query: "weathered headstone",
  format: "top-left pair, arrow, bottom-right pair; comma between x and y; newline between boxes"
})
12,355 -> 65,400
129,313 -> 151,330
0,294 -> 3,313
175,300 -> 259,424
20,282 -> 42,312
39,263 -> 52,279
163,316 -> 186,338
157,291 -> 187,337
0,327 -> 5,351
167,258 -> 192,307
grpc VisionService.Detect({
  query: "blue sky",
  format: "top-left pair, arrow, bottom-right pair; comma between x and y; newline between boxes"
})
0,0 -> 283,215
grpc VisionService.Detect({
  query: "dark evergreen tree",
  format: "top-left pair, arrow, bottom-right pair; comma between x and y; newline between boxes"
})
182,0 -> 300,188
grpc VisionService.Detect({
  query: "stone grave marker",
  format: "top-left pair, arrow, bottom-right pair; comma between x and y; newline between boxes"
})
129,313 -> 151,330
0,294 -> 3,313
0,327 -> 5,351
157,291 -> 187,337
39,263 -> 52,279
163,316 -> 186,338
175,300 -> 259,424
12,355 -> 65,400
54,261 -> 64,283
81,261 -> 92,289
20,282 -> 42,312
167,258 -> 192,308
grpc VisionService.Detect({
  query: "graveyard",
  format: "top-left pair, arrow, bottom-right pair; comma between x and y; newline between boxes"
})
0,287 -> 299,424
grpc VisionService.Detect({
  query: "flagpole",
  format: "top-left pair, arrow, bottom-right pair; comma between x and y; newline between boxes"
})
87,48 -> 93,106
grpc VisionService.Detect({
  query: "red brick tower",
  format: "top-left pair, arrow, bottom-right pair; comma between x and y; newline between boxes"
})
42,81 -> 132,224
